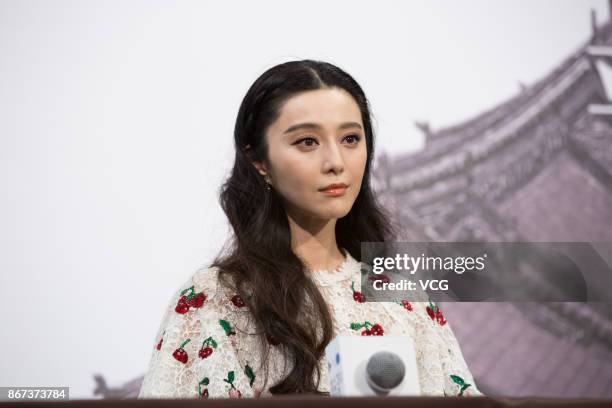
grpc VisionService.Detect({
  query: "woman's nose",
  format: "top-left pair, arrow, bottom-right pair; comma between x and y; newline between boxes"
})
322,143 -> 344,174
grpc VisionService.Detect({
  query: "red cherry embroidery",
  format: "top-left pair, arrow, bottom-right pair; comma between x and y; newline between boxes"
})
175,286 -> 206,314
231,294 -> 246,308
175,296 -> 190,314
198,377 -> 210,398
436,309 -> 447,326
189,292 -> 206,308
198,336 -> 218,359
397,300 -> 413,311
172,338 -> 191,364
223,371 -> 241,398
199,347 -> 213,359
155,330 -> 165,350
427,301 -> 447,326
351,281 -> 366,303
350,321 -> 384,336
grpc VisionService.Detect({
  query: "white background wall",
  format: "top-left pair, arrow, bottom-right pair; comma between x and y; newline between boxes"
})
1,0 -> 610,399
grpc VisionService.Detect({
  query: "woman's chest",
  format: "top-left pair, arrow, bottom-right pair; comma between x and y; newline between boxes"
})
317,279 -> 420,341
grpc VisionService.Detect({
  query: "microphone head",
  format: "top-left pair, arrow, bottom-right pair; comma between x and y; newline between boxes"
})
365,351 -> 406,395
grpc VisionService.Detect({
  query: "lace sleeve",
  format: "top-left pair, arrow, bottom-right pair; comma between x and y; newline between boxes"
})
437,315 -> 484,397
138,268 -> 255,399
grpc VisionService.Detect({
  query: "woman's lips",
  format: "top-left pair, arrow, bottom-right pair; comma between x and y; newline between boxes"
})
320,186 -> 347,197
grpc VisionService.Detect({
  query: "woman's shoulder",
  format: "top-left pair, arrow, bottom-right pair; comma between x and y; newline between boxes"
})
171,264 -> 245,314
192,264 -> 222,295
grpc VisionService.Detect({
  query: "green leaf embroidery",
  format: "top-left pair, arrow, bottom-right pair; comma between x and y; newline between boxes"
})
450,375 -> 471,396
198,377 -> 209,398
245,364 -> 255,387
223,371 -> 236,389
202,336 -> 218,349
219,319 -> 236,336
429,300 -> 438,315
450,375 -> 465,386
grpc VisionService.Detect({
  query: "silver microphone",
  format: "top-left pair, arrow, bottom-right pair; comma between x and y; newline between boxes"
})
366,351 -> 406,395
325,336 -> 420,396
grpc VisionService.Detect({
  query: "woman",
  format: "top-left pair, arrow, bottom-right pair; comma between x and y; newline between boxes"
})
137,60 -> 482,399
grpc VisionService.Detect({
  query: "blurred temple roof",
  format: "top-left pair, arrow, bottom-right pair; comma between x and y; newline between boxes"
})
373,2 -> 612,399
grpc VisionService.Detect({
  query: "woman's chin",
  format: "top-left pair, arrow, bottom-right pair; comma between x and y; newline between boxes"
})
315,206 -> 352,220
286,199 -> 353,221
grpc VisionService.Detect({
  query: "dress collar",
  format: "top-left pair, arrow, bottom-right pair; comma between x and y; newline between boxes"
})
309,249 -> 361,286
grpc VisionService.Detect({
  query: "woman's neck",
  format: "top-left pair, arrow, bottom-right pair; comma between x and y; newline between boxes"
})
286,211 -> 345,272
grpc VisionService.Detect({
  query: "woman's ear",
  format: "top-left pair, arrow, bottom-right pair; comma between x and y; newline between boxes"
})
245,144 -> 270,182
252,161 -> 268,178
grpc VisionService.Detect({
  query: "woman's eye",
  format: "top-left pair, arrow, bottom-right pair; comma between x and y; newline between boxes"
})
296,137 -> 318,147
344,134 -> 362,144
295,134 -> 361,148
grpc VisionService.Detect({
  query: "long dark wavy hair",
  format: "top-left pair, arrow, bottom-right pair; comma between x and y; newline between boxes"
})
210,60 -> 397,395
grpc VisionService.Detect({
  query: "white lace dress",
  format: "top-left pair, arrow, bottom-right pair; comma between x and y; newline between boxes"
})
137,250 -> 483,399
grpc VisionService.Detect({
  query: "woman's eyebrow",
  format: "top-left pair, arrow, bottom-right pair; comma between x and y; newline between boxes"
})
284,122 -> 363,134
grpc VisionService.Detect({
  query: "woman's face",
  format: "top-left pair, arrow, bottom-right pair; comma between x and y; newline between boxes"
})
253,87 -> 368,221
